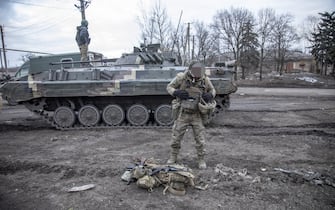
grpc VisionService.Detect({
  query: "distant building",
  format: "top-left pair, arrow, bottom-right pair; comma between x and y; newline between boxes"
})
212,50 -> 318,74
285,51 -> 315,73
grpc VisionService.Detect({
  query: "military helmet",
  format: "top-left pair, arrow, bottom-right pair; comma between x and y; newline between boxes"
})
81,19 -> 88,27
188,61 -> 205,80
198,98 -> 216,114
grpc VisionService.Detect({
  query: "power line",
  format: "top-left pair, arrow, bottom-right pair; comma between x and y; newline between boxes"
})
4,0 -> 76,34
8,15 -> 75,36
5,0 -> 75,33
8,0 -> 72,10
0,48 -> 53,55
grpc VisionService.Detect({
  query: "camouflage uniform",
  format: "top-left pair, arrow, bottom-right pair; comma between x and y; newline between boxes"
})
166,66 -> 216,169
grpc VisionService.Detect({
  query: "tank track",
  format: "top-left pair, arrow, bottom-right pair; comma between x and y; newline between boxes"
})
36,109 -> 223,130
36,109 -> 172,130
27,96 -> 226,130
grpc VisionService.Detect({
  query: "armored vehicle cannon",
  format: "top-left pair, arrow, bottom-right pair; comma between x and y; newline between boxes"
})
0,44 -> 237,130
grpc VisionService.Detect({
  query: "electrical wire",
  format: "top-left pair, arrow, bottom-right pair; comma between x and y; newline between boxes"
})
4,0 -> 78,34
8,0 -> 73,10
6,14 -> 77,34
7,16 -> 72,33
0,48 -> 52,55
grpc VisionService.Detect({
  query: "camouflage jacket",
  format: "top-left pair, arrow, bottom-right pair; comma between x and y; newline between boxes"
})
166,71 -> 216,98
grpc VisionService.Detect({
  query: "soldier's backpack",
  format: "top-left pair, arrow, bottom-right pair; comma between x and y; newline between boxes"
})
156,168 -> 195,195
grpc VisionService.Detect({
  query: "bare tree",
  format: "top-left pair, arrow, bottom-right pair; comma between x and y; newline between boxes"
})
270,14 -> 299,75
137,3 -> 153,44
257,8 -> 276,80
211,7 -> 255,80
192,21 -> 215,65
172,23 -> 187,65
300,15 -> 320,53
137,0 -> 173,50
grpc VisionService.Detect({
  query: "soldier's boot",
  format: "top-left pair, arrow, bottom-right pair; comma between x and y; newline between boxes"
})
167,153 -> 178,164
198,157 -> 207,169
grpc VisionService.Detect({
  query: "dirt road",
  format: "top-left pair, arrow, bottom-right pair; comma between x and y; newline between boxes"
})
0,87 -> 334,210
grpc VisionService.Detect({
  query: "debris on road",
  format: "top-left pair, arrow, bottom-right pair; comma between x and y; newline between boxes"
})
214,163 -> 260,183
67,184 -> 95,192
274,168 -> 335,188
260,168 -> 267,172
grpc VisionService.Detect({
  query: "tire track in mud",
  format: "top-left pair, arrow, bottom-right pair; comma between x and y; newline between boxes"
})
0,124 -> 51,132
248,129 -> 335,138
208,122 -> 335,137
227,108 -> 335,112
0,158 -> 122,179
1,122 -> 334,138
211,122 -> 335,129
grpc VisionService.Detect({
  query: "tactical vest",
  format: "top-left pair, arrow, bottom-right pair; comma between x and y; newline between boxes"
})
179,74 -> 208,112
179,74 -> 207,95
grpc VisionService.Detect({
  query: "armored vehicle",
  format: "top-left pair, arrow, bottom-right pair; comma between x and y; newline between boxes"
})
0,44 -> 237,130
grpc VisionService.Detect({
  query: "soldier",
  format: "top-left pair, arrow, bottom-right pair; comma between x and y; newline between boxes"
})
75,20 -> 90,65
166,61 -> 216,169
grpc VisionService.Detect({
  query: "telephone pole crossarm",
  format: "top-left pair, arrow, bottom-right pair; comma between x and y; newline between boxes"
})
74,0 -> 91,21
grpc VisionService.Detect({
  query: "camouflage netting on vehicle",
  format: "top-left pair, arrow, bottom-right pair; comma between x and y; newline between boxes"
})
121,158 -> 195,196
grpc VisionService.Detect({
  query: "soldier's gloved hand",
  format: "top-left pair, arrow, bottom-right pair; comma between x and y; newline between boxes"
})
173,89 -> 189,100
202,92 -> 213,102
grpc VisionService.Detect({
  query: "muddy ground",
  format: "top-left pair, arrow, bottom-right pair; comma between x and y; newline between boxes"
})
0,80 -> 335,209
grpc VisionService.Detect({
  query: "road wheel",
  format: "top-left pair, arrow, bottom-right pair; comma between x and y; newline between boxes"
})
78,105 -> 100,126
53,106 -> 76,128
126,104 -> 149,126
102,104 -> 124,126
154,104 -> 173,126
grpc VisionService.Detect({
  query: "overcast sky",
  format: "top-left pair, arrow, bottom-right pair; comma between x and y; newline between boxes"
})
0,0 -> 334,67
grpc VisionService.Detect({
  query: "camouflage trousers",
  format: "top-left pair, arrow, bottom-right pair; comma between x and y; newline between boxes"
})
169,110 -> 206,158
79,44 -> 88,64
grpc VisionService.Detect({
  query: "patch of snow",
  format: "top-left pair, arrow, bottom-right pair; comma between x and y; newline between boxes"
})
296,77 -> 318,83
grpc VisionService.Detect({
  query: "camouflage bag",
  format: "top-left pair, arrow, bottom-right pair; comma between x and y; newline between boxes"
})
136,175 -> 159,192
156,169 -> 195,196
198,98 -> 217,125
132,165 -> 146,179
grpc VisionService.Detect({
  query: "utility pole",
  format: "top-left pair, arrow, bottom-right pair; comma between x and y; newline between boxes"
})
0,25 -> 8,73
74,0 -> 91,21
191,35 -> 194,60
150,18 -> 154,44
0,39 -> 3,70
187,22 -> 190,64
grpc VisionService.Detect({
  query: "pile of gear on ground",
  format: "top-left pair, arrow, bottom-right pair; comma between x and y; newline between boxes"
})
121,158 -> 197,195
